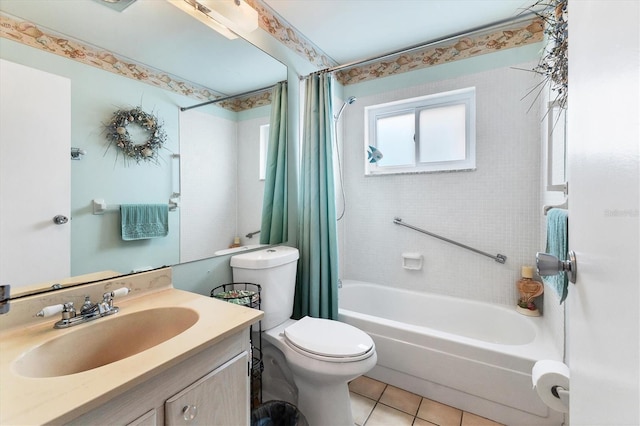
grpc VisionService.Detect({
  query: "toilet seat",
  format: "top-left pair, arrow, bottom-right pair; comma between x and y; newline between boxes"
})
283,316 -> 375,362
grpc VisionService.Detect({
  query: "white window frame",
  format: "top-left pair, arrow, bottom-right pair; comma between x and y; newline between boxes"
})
259,123 -> 270,180
364,87 -> 476,175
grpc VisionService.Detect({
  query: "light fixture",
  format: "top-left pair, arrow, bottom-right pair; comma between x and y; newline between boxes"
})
167,0 -> 258,40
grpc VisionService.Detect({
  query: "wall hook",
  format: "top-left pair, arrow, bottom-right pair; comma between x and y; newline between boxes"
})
71,147 -> 86,160
536,251 -> 577,284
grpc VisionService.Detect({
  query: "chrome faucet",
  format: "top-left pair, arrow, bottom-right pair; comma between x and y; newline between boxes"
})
37,287 -> 129,329
0,284 -> 9,314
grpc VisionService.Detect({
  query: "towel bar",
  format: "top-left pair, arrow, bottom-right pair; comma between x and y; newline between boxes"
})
393,217 -> 507,264
543,198 -> 568,215
92,199 -> 178,215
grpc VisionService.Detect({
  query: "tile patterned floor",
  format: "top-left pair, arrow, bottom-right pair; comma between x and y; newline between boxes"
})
349,376 -> 504,426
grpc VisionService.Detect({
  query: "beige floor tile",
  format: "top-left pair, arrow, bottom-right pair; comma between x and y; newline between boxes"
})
461,412 -> 504,426
349,376 -> 387,401
379,385 -> 422,416
350,392 -> 376,426
417,398 -> 463,426
413,417 -> 438,426
365,403 -> 414,426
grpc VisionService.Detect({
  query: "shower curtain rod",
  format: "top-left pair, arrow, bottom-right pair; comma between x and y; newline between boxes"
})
309,11 -> 540,77
180,80 -> 286,112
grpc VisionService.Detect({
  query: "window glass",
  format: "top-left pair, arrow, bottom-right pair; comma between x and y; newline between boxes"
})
418,104 -> 466,163
376,112 -> 414,167
365,87 -> 475,175
259,124 -> 269,180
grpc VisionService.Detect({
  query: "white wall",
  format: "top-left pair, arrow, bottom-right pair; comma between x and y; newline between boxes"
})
237,115 -> 269,244
180,109 -> 238,262
340,62 -> 543,309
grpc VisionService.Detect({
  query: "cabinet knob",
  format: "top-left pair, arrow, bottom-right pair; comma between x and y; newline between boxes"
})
182,404 -> 198,421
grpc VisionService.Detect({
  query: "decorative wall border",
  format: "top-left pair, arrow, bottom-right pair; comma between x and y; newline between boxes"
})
0,12 -> 273,112
248,0 -> 337,68
1,8 -> 544,110
334,18 -> 544,85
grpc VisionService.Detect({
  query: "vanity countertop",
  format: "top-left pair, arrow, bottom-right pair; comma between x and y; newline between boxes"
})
0,269 -> 263,425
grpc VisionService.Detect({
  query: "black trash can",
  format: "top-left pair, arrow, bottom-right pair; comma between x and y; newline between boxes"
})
251,400 -> 308,426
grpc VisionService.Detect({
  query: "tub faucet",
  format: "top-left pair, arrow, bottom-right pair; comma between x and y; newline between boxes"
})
246,230 -> 261,239
37,287 -> 129,329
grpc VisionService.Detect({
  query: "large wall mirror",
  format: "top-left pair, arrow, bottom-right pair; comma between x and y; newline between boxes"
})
0,0 -> 287,293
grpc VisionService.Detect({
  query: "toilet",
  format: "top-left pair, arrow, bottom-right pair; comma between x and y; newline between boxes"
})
231,246 -> 377,426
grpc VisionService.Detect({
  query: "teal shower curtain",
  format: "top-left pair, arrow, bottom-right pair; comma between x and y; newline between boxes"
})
260,82 -> 288,245
293,73 -> 339,320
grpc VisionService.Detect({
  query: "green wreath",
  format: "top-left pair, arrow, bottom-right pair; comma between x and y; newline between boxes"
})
105,107 -> 167,164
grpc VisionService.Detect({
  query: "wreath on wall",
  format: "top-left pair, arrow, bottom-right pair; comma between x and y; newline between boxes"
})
105,107 -> 167,164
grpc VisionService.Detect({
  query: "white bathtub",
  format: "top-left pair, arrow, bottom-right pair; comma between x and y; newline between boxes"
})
338,280 -> 563,426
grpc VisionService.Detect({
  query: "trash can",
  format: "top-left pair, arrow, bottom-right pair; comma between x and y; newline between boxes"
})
251,400 -> 308,426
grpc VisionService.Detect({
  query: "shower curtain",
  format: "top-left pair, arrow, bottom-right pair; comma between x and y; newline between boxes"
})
293,73 -> 339,320
260,82 -> 288,245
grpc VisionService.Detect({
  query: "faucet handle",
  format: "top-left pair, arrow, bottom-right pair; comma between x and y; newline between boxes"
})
61,302 -> 76,319
111,287 -> 130,298
36,304 -> 64,317
102,287 -> 129,303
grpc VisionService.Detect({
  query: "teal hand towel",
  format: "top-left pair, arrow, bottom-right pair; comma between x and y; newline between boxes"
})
542,208 -> 569,303
121,204 -> 168,241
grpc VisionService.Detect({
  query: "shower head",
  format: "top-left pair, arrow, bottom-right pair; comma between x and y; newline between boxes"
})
334,96 -> 357,121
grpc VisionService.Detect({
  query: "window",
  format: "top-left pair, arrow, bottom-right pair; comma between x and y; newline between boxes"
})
259,124 -> 270,180
365,87 -> 476,175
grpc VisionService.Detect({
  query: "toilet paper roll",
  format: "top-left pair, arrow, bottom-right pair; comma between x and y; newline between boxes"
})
532,360 -> 570,413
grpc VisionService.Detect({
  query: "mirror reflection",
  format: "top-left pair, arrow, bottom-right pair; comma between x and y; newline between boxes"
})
0,0 -> 287,293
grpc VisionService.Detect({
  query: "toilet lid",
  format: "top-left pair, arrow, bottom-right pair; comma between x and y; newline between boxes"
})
284,316 -> 374,358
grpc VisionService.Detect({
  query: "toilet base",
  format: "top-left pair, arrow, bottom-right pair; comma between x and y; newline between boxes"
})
294,376 -> 354,426
262,344 -> 298,406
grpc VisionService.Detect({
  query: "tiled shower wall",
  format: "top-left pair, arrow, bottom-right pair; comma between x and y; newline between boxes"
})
340,62 -> 543,309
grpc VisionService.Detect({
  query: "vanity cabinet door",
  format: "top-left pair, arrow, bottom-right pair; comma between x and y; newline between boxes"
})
127,409 -> 157,426
165,351 -> 249,425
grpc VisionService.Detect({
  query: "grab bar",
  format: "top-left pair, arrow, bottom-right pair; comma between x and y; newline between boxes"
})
245,230 -> 261,239
393,217 -> 507,264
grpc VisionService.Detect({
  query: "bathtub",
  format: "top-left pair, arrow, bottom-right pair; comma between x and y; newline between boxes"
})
338,280 -> 563,426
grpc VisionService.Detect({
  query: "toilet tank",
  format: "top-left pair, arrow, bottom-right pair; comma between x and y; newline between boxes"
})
230,246 -> 299,330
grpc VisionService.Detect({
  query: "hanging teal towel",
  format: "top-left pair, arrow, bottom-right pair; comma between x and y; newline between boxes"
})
542,208 -> 569,303
121,204 -> 169,241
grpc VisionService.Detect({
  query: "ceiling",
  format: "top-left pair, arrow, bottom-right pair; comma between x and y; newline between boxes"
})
263,0 -> 534,65
0,0 -> 286,96
0,0 -> 535,96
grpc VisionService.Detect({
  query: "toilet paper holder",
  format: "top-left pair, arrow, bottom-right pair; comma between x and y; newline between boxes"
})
552,385 -> 570,408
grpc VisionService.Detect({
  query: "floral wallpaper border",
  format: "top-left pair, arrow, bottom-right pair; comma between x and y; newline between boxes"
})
0,12 -> 273,112
248,0 -> 337,69
1,6 -> 544,111
334,18 -> 545,85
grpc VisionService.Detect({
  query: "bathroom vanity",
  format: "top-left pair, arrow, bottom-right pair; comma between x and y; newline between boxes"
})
0,268 -> 263,425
